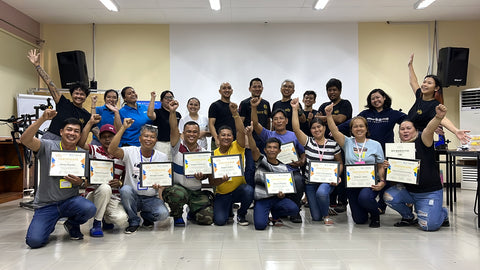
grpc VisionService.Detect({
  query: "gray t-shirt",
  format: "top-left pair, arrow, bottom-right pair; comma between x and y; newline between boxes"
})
33,140 -> 86,207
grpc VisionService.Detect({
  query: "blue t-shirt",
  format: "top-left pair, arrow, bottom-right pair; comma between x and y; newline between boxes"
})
119,103 -> 152,146
260,128 -> 305,171
338,108 -> 406,150
343,136 -> 384,165
93,105 -> 116,141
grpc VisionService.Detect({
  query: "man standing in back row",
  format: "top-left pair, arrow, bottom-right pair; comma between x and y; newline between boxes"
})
209,82 -> 237,150
272,80 -> 306,131
316,78 -> 352,213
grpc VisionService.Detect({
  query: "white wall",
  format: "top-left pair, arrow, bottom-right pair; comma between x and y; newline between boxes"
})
170,23 -> 359,117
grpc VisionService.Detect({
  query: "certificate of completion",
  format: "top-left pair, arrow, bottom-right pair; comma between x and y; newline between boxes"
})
385,143 -> 415,160
211,154 -> 243,179
277,142 -> 299,164
89,159 -> 114,184
308,161 -> 340,183
265,172 -> 296,194
140,162 -> 173,187
386,157 -> 420,185
345,164 -> 377,188
183,152 -> 213,176
49,150 -> 87,177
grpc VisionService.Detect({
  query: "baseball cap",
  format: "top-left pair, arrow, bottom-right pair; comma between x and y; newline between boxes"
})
99,124 -> 116,135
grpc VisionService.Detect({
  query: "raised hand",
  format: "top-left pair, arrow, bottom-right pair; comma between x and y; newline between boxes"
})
150,91 -> 157,99
290,97 -> 299,109
250,97 -> 261,107
435,104 -> 447,119
27,49 -> 40,66
408,53 -> 414,67
325,103 -> 334,116
42,109 -> 57,120
90,114 -> 101,125
105,103 -> 119,113
168,100 -> 179,112
91,95 -> 98,104
229,102 -> 238,114
123,118 -> 134,129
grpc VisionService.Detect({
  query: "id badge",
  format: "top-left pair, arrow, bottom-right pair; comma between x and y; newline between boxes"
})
355,161 -> 365,164
59,179 -> 72,189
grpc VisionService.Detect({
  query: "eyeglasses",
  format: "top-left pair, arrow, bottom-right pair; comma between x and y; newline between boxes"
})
144,124 -> 158,130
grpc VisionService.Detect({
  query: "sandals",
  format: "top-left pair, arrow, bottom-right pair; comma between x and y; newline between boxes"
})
269,218 -> 284,227
324,217 -> 334,226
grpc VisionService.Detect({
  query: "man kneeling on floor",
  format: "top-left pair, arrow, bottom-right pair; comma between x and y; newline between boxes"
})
23,109 -> 96,248
246,124 -> 299,230
108,118 -> 169,234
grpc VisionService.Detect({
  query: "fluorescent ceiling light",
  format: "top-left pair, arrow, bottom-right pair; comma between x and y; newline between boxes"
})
99,0 -> 119,12
414,0 -> 436,9
313,0 -> 330,10
209,0 -> 221,11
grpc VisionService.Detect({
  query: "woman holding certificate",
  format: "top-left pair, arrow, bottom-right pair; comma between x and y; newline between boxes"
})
210,102 -> 254,226
291,98 -> 343,225
325,103 -> 386,228
383,105 -> 449,231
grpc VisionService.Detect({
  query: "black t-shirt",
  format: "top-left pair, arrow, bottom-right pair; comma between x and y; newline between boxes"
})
239,97 -> 271,128
405,133 -> 442,193
152,107 -> 181,142
407,88 -> 440,132
318,99 -> 352,138
47,95 -> 91,136
272,99 -> 303,131
208,100 -> 236,138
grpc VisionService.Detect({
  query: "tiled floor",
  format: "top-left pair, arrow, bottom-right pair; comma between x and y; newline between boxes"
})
1,189 -> 479,270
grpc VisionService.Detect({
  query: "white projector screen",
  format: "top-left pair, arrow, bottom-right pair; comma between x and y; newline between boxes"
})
170,23 -> 358,118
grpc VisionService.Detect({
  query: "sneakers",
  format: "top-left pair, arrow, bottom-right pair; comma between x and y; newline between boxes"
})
328,207 -> 338,216
394,217 -> 417,227
237,215 -> 249,226
142,219 -> 154,228
289,213 -> 302,223
63,220 -> 84,240
89,219 -> 104,237
174,217 -> 186,227
124,225 -> 139,234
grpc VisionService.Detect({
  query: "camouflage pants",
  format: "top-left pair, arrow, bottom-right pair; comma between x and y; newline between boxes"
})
162,184 -> 214,225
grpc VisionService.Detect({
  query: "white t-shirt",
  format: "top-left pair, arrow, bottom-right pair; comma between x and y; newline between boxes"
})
179,114 -> 209,150
122,146 -> 168,196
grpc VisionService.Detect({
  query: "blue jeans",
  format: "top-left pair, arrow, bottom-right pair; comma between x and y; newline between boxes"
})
254,197 -> 299,230
384,185 -> 448,231
347,187 -> 381,224
305,183 -> 335,221
120,185 -> 169,227
25,196 -> 96,249
213,184 -> 254,226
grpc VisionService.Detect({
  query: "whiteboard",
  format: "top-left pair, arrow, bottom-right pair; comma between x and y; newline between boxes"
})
16,94 -> 56,133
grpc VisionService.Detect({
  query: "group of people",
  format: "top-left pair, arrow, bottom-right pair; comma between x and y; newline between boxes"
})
23,49 -> 470,249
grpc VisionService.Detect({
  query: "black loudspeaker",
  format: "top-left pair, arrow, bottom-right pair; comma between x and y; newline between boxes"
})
56,50 -> 89,89
437,47 -> 469,87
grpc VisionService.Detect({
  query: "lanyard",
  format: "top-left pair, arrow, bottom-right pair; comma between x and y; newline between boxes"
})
140,149 -> 153,162
354,139 -> 367,162
59,142 -> 77,151
314,138 -> 327,161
